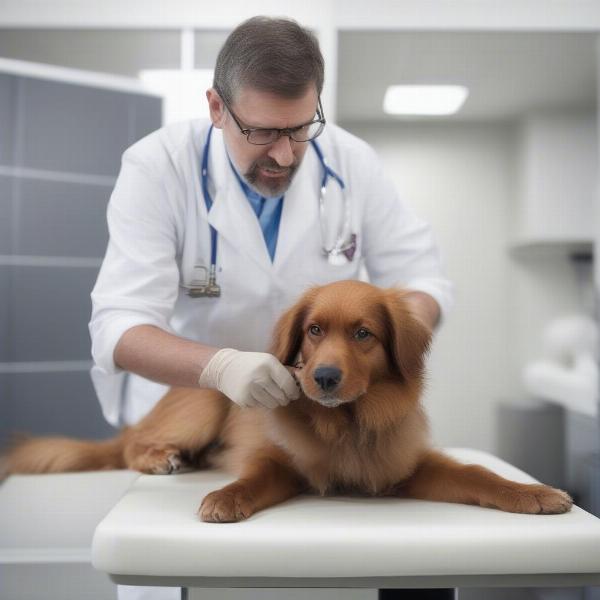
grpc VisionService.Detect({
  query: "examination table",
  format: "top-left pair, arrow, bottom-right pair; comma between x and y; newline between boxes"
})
2,448 -> 600,600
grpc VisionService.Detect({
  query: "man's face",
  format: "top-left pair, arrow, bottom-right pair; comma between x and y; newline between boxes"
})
207,85 -> 319,198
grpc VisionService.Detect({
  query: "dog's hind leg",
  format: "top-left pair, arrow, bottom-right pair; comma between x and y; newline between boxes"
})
198,445 -> 308,522
122,388 -> 231,474
397,449 -> 573,514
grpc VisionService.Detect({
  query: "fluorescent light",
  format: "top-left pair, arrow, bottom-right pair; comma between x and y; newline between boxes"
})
138,69 -> 214,125
383,85 -> 469,116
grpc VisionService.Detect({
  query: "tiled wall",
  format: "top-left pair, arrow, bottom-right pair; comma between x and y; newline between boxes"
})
0,71 -> 161,443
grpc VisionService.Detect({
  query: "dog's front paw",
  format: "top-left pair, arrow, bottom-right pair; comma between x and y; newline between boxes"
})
490,483 -> 573,514
198,485 -> 256,522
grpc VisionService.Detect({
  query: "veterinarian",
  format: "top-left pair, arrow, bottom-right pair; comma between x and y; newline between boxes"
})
89,14 -> 453,600
90,15 -> 452,428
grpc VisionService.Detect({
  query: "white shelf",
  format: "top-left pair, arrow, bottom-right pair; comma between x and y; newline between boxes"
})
509,239 -> 593,258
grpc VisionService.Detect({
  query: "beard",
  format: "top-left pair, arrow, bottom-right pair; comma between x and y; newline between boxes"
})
244,157 -> 299,198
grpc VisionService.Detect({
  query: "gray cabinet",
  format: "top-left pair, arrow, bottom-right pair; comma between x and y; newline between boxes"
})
0,67 -> 162,443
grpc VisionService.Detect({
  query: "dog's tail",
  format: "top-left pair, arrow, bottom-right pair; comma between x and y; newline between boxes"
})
1,433 -> 126,479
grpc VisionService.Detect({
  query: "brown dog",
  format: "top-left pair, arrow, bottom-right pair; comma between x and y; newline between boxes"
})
2,280 -> 572,522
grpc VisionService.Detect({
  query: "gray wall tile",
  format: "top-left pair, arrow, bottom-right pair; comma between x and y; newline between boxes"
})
194,31 -> 229,69
0,175 -> 13,254
0,267 -> 10,363
132,94 -> 162,143
7,370 -> 117,439
0,374 -> 8,446
19,77 -> 131,177
17,178 -> 110,258
1,72 -> 161,439
11,266 -> 98,362
0,73 -> 16,166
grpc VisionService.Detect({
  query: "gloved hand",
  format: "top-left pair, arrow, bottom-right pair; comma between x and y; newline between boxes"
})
198,348 -> 300,409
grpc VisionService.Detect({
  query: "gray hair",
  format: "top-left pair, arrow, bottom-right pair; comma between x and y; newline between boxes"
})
213,16 -> 324,105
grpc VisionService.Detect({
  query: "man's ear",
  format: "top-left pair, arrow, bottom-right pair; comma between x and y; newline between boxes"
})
206,88 -> 226,128
382,289 -> 432,382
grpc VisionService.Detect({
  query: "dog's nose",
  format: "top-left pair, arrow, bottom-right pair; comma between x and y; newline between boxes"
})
313,366 -> 342,393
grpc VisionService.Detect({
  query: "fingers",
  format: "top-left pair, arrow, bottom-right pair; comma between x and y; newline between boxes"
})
249,387 -> 280,409
253,378 -> 289,409
255,379 -> 290,408
206,350 -> 301,409
269,359 -> 301,401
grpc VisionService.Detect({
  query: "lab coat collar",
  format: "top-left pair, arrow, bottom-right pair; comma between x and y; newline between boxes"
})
272,147 -> 319,270
206,127 -> 272,272
204,127 -> 319,274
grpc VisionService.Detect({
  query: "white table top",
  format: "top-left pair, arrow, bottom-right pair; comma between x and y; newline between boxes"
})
0,470 -> 139,564
91,448 -> 600,588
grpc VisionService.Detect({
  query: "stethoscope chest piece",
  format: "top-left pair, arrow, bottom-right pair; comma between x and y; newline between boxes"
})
323,233 -> 357,266
182,264 -> 222,298
187,283 -> 221,298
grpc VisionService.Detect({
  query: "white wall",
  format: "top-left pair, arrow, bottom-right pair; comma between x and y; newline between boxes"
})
346,120 -> 593,454
345,121 -> 517,452
507,113 -> 596,413
514,113 -> 597,244
597,42 -> 600,328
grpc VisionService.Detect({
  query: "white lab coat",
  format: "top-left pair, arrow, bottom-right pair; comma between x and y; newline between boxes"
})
89,119 -> 453,427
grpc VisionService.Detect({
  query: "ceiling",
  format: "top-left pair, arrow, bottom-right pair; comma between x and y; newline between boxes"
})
337,31 -> 597,122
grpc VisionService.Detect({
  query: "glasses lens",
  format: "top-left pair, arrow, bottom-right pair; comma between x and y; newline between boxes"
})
291,121 -> 325,142
247,129 -> 279,145
245,121 -> 325,145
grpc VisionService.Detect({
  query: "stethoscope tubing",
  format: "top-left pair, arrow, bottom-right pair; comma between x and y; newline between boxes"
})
199,124 -> 350,274
201,125 -> 219,268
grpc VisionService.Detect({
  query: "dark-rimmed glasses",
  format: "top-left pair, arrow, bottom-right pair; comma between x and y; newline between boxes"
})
216,88 -> 326,145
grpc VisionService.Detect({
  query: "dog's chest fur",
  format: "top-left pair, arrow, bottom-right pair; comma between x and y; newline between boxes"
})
267,400 -> 429,496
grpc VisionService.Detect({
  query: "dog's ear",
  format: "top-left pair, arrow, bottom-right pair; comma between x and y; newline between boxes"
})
382,290 -> 432,382
270,289 -> 315,365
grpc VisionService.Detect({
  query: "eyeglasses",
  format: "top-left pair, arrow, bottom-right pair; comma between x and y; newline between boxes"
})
216,88 -> 326,145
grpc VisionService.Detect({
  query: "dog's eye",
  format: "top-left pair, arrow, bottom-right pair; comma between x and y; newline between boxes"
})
354,328 -> 372,341
309,324 -> 323,336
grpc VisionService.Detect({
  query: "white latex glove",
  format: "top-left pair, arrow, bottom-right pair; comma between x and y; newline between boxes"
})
198,348 -> 300,409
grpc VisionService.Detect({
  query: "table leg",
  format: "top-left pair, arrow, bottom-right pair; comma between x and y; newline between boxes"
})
379,589 -> 457,599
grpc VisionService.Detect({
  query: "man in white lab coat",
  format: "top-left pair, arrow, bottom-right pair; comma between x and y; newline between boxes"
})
89,15 -> 453,600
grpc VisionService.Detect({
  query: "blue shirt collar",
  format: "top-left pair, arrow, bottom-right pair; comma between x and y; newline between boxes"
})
227,155 -> 283,204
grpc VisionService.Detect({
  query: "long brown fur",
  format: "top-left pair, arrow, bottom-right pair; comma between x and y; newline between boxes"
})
1,280 -> 572,521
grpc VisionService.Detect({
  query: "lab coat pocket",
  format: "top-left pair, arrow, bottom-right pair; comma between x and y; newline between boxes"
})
301,251 -> 362,287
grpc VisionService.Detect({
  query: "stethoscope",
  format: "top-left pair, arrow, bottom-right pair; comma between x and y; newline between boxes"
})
181,125 -> 356,298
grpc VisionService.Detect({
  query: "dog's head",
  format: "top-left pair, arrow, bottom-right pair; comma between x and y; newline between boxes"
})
270,280 -> 432,408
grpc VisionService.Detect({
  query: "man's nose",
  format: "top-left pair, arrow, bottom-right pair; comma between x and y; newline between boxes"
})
267,135 -> 295,167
